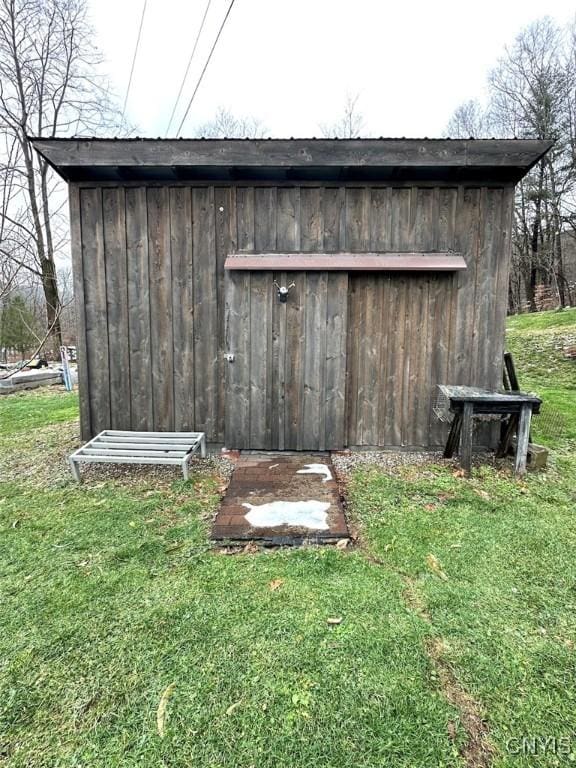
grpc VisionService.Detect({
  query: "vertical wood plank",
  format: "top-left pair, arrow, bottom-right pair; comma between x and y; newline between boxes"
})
302,271 -> 327,449
452,186 -> 481,385
411,276 -> 430,446
390,188 -> 411,250
471,187 -> 498,386
170,186 -> 194,431
271,269 -> 287,450
325,273 -> 348,448
345,188 -> 369,251
300,187 -> 323,251
126,187 -> 153,431
460,402 -> 474,476
345,188 -> 369,445
69,184 -> 91,439
322,187 -> 343,251
387,275 -> 406,445
346,276 -> 360,446
102,187 -> 131,431
237,186 -> 255,251
147,187 -> 174,431
224,270 -> 250,449
276,187 -> 299,250
411,188 -> 433,447
275,188 -> 299,449
492,186 -> 515,387
377,274 -> 392,445
359,274 -> 381,445
515,404 -> 532,476
254,187 -> 277,250
80,187 -> 110,435
429,187 -> 458,445
251,187 -> 276,448
428,273 -> 453,445
284,272 -> 305,450
215,186 -> 235,441
192,187 -> 218,440
370,187 -> 391,250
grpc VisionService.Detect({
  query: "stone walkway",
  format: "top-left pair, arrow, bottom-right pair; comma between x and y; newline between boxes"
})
212,453 -> 348,545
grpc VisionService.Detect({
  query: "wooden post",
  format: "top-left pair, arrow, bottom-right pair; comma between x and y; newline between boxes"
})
460,402 -> 474,477
443,412 -> 463,458
496,414 -> 518,458
515,404 -> 532,476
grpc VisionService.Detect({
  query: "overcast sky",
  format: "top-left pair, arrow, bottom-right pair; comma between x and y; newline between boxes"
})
89,0 -> 574,138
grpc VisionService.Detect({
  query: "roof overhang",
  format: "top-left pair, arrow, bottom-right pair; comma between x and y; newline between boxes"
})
224,252 -> 467,271
29,137 -> 554,184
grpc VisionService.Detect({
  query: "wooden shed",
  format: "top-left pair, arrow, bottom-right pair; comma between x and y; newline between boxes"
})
33,137 -> 551,450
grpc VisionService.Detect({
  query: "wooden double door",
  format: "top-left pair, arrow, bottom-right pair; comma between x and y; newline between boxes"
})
224,271 -> 348,450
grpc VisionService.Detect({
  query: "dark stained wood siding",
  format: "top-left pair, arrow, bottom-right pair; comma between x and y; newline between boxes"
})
71,182 -> 514,448
224,269 -> 348,450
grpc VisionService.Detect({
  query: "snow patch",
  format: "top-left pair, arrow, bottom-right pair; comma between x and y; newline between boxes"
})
296,463 -> 333,483
243,500 -> 330,530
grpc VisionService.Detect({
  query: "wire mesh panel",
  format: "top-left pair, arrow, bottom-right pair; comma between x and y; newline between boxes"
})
432,387 -> 453,423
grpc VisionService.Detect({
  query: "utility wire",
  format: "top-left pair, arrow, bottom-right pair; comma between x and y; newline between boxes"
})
165,0 -> 213,136
175,0 -> 237,136
122,0 -> 148,123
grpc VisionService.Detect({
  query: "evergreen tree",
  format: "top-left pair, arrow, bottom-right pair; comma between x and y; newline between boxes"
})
0,294 -> 38,359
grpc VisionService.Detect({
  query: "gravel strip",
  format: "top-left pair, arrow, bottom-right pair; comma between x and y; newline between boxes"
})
331,449 -> 500,481
2,420 -> 234,489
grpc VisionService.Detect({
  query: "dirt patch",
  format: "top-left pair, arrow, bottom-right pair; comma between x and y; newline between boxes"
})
404,578 -> 494,768
427,637 -> 494,768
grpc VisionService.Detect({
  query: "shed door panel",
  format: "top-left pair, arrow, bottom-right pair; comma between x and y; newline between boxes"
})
224,271 -> 348,450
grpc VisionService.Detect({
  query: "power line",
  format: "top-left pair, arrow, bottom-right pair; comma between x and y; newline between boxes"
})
175,0 -> 237,136
165,0 -> 213,137
122,0 -> 148,123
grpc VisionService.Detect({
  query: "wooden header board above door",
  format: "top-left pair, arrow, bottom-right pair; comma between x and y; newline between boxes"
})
224,252 -> 467,271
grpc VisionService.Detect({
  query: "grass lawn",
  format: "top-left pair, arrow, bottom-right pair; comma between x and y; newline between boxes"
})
1,310 -> 575,767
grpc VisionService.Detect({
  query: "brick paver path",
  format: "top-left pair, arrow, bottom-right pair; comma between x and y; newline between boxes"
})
212,453 -> 348,544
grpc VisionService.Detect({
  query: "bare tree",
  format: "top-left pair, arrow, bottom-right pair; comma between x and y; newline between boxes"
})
193,106 -> 267,138
445,17 -> 576,312
444,99 -> 494,138
489,17 -> 575,311
0,0 -> 122,354
320,93 -> 365,138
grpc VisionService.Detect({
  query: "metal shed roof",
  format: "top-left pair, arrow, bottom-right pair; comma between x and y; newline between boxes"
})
30,137 -> 553,183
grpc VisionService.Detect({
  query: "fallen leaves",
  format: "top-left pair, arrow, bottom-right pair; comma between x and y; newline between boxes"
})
156,683 -> 175,739
268,578 -> 284,591
225,699 -> 242,716
426,554 -> 449,581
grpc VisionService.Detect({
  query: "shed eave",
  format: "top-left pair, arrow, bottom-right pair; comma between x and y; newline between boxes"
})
30,137 -> 554,184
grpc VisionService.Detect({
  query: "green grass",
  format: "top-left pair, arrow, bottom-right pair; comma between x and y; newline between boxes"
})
1,310 -> 575,767
0,477 -> 457,767
0,389 -> 79,436
506,307 -> 576,449
349,461 -> 576,767
506,307 -> 576,332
